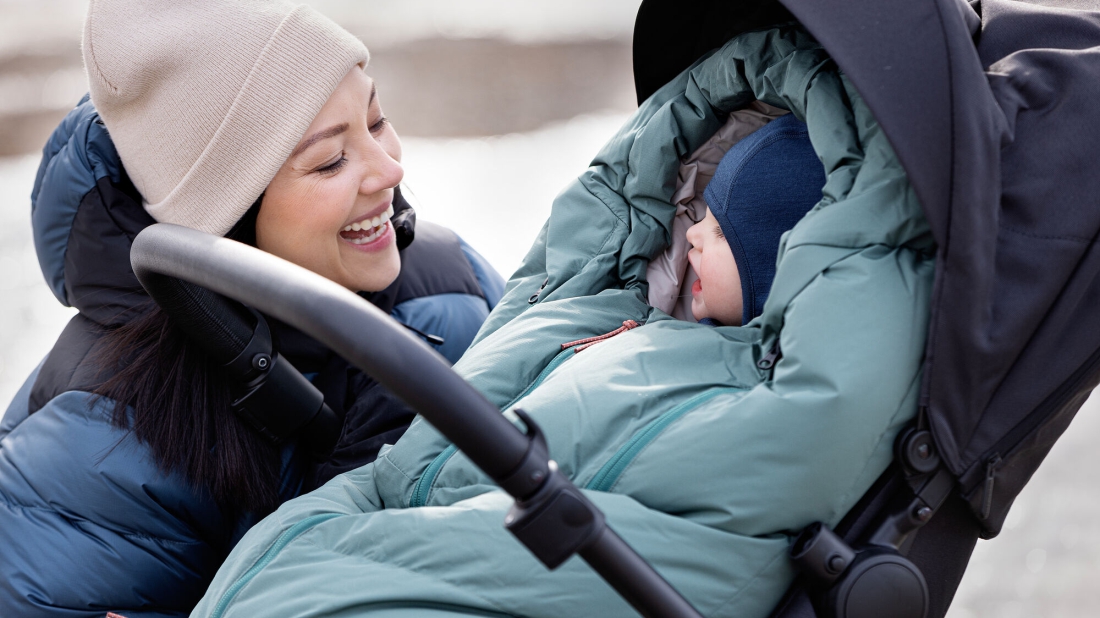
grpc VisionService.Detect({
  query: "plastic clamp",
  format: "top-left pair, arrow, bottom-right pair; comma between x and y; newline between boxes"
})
503,410 -> 606,569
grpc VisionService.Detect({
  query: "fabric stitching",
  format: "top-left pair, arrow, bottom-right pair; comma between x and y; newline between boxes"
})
584,177 -> 631,227
299,533 -> 518,616
0,499 -> 203,546
709,547 -> 791,617
919,0 -> 958,431
999,224 -> 1092,243
831,371 -> 925,525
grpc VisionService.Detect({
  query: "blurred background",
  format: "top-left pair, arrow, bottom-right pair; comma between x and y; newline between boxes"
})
0,1 -> 1096,615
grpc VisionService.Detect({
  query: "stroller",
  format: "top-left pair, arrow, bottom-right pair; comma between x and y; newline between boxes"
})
131,0 -> 1100,617
634,0 -> 1100,615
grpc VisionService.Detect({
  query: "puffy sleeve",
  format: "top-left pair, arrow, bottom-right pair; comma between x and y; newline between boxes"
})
0,391 -> 236,617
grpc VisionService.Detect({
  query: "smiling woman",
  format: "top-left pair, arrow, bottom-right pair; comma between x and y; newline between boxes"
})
259,71 -> 404,293
0,1 -> 503,616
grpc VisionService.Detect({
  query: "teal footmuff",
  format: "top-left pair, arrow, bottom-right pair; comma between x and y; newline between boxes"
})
192,25 -> 934,618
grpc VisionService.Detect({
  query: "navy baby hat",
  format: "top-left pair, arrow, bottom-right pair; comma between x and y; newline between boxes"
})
703,113 -> 826,325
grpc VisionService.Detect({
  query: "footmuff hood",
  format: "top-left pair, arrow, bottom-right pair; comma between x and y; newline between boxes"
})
636,0 -> 1100,535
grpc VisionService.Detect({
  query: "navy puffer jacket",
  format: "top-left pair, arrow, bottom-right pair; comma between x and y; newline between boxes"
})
0,97 -> 504,617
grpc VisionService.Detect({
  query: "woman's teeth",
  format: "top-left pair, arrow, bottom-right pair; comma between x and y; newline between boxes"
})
341,204 -> 394,244
343,204 -> 394,233
348,224 -> 387,245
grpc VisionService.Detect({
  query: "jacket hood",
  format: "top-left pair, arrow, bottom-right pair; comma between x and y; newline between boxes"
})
31,97 -> 423,329
31,95 -> 154,327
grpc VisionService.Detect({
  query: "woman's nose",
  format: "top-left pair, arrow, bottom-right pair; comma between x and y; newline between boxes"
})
360,138 -> 404,195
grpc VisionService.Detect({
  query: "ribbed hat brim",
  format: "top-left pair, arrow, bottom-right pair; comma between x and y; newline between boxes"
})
84,0 -> 369,236
143,6 -> 368,235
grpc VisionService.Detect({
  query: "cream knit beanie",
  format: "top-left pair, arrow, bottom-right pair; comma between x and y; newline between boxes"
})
82,0 -> 369,236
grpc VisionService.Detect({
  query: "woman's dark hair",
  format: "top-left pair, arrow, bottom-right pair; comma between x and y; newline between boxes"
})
94,197 -> 279,513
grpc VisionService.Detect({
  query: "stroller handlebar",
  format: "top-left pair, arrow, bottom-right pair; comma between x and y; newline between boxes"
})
131,223 -> 530,476
130,223 -> 703,618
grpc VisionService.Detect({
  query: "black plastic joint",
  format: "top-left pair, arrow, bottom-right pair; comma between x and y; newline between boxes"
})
792,523 -> 929,618
498,409 -> 552,500
500,410 -> 606,570
230,353 -> 325,440
791,522 -> 856,586
224,309 -> 275,382
505,468 -> 606,569
896,428 -> 940,475
218,310 -> 342,458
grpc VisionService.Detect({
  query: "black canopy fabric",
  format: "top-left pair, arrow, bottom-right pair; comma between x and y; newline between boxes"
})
633,0 -> 1100,536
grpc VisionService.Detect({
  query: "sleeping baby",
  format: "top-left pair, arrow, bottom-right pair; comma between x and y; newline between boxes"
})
683,112 -> 826,325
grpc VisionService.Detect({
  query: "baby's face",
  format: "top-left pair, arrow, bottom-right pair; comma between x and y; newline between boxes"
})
686,208 -> 743,325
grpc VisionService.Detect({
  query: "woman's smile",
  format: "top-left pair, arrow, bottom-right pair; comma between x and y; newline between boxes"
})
340,203 -> 395,249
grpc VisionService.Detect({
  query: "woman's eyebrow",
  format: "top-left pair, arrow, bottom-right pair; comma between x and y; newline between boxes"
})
292,123 -> 349,158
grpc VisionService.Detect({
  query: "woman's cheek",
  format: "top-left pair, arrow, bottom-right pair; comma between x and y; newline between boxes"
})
308,176 -> 357,238
385,132 -> 402,163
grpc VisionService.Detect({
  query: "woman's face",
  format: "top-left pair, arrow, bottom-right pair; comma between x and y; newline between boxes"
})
257,68 -> 403,292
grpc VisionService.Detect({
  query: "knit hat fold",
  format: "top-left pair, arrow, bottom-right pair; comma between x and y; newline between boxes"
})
703,114 -> 827,324
83,0 -> 370,236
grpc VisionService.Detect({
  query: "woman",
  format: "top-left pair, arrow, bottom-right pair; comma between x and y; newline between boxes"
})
0,1 -> 501,616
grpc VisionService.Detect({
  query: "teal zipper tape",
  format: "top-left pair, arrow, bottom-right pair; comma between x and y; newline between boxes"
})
211,513 -> 341,618
586,389 -> 731,492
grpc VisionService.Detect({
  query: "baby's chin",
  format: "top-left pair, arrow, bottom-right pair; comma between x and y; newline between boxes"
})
690,298 -> 708,322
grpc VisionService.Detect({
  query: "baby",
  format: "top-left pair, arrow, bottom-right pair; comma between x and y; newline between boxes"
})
686,113 -> 827,325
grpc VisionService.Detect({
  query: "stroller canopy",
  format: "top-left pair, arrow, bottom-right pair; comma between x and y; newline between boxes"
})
634,0 -> 1100,535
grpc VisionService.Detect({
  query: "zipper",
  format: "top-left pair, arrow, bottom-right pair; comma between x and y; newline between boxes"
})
409,444 -> 458,508
210,513 -> 341,618
528,277 -> 549,304
757,339 -> 782,370
409,347 -> 577,508
967,342 -> 1100,511
585,388 -> 732,492
981,454 -> 1001,520
505,348 -> 576,410
398,321 -> 445,346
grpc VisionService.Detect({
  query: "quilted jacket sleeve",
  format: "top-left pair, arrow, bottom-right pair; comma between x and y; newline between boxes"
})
0,384 -> 241,617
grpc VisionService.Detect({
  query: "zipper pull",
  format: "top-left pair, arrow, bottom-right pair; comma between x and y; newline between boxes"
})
399,322 -> 445,346
528,277 -> 549,304
981,454 -> 1002,520
757,340 -> 782,370
561,320 -> 641,353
